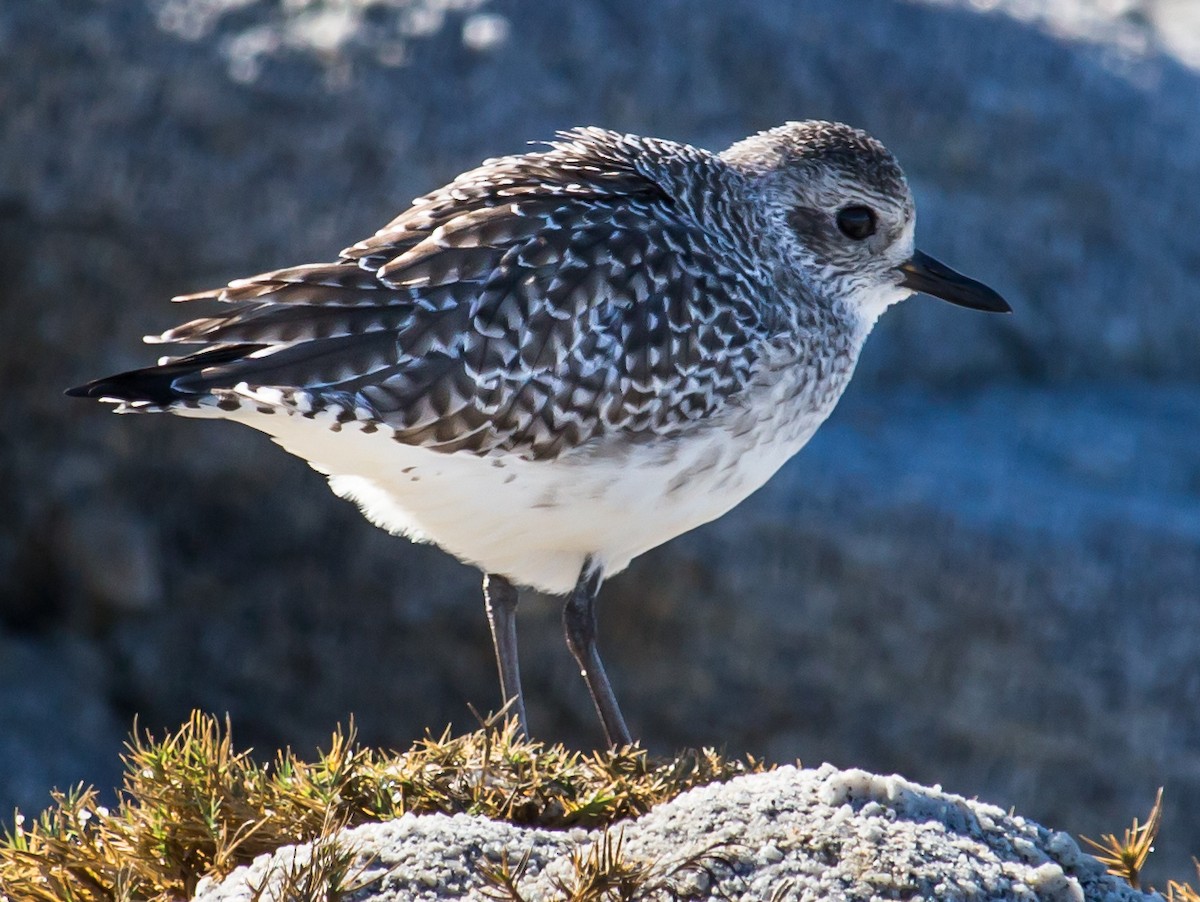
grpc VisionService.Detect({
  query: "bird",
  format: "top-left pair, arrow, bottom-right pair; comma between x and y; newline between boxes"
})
67,120 -> 1010,748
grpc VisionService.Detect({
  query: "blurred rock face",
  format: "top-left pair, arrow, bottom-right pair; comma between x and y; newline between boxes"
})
2,0 -> 1198,883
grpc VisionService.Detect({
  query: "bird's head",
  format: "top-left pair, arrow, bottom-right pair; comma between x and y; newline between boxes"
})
722,120 -> 1009,327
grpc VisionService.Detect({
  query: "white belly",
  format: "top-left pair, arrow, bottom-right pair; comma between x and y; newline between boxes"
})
177,371 -> 842,594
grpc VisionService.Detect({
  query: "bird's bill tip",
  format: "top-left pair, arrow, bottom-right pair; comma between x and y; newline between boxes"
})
899,250 -> 1011,313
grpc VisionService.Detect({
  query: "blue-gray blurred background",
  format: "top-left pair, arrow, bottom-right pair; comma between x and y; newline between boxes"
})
3,0 -> 1199,883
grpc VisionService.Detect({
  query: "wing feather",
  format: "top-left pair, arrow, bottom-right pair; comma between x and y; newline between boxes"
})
92,129 -> 766,458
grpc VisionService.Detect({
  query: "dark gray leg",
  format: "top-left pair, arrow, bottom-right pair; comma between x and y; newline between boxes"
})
562,559 -> 632,747
483,573 -> 529,738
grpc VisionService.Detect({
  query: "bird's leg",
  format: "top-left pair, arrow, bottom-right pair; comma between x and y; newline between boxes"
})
483,573 -> 529,738
562,558 -> 632,747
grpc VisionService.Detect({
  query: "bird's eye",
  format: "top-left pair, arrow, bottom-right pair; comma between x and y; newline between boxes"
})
836,206 -> 876,241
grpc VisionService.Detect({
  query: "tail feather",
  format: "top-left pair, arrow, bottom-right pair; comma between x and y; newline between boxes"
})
65,344 -> 268,407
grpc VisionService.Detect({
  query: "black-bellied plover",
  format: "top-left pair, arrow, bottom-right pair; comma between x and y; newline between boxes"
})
68,121 -> 1009,747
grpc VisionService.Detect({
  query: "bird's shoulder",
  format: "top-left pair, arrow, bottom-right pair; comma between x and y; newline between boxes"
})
344,127 -> 721,269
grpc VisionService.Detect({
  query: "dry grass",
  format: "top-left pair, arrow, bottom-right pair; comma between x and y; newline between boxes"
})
1082,787 -> 1200,899
1082,787 -> 1163,892
478,826 -> 741,901
0,711 -> 763,901
1170,864 -> 1200,902
4,712 -> 1198,902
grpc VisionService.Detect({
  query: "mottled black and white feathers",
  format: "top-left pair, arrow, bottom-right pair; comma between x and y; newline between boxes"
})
69,120 -> 936,593
82,128 -> 806,460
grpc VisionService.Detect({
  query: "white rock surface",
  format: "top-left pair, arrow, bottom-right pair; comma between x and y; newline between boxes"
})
192,765 -> 1151,901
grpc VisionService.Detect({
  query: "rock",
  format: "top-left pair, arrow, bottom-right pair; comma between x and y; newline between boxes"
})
55,501 -> 163,616
0,633 -> 126,817
191,765 -> 1151,901
7,0 -> 1200,386
4,0 -> 1199,886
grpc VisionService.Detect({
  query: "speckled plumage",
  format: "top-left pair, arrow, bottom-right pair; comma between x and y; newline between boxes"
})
70,120 -> 1008,745
148,127 -> 828,459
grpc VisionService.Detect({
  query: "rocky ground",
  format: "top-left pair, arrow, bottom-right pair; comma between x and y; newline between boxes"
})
3,0 -> 1199,885
193,765 -> 1153,901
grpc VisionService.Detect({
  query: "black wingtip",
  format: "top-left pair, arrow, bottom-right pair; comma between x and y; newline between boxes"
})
64,378 -> 134,399
64,370 -> 184,406
65,344 -> 268,407
65,376 -> 124,400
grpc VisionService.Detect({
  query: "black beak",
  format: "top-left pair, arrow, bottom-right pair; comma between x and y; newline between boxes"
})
899,250 -> 1011,313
